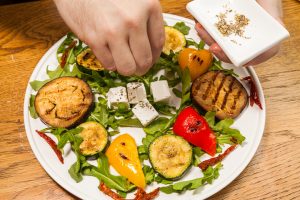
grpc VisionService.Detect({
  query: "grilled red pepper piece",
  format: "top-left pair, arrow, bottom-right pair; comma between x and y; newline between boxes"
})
36,130 -> 64,164
173,107 -> 216,156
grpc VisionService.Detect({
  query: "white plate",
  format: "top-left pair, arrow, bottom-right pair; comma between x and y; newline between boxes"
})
23,14 -> 266,200
187,0 -> 289,67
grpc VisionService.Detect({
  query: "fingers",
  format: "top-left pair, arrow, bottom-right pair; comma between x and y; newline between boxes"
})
109,36 -> 137,76
129,23 -> 153,76
209,43 -> 231,63
195,22 -> 231,63
244,44 -> 280,66
92,44 -> 116,71
147,2 -> 165,65
195,23 -> 215,46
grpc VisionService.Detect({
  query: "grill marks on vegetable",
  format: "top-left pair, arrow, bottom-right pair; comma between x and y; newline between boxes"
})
119,153 -> 129,160
192,71 -> 248,119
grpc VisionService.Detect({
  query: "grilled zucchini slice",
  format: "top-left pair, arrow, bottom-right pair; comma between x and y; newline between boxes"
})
162,26 -> 186,55
149,134 -> 192,180
78,121 -> 108,156
76,47 -> 104,71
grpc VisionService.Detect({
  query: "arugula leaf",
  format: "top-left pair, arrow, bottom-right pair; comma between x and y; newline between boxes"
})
209,59 -> 239,77
87,103 -> 109,127
205,112 -> 245,145
173,22 -> 191,35
143,165 -> 155,184
82,153 -> 135,192
29,94 -> 38,119
118,118 -> 143,128
30,79 -> 50,91
153,102 -> 176,116
192,147 -> 205,166
56,127 -> 83,150
68,155 -> 83,183
204,111 -> 216,127
144,117 -> 169,134
154,175 -> 173,185
186,39 -> 205,49
160,163 -> 222,194
172,88 -> 182,98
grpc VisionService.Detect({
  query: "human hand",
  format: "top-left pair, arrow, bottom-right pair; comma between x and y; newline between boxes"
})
54,0 -> 164,76
195,0 -> 284,66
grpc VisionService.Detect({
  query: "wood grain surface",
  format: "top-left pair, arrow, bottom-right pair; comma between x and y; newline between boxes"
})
0,0 -> 299,199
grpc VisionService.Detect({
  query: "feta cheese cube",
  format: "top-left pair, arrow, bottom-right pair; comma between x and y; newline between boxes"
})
126,82 -> 147,104
150,80 -> 171,102
132,99 -> 159,126
107,86 -> 129,109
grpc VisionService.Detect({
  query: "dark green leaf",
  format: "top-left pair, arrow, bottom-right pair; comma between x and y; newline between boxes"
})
68,161 -> 83,183
88,103 -> 109,127
173,22 -> 191,35
160,163 -> 222,194
172,88 -> 182,98
143,165 -> 155,184
204,111 -> 216,128
117,118 -> 143,128
144,117 -> 169,134
29,94 -> 38,119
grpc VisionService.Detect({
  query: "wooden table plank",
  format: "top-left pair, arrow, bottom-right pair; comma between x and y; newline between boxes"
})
0,0 -> 299,199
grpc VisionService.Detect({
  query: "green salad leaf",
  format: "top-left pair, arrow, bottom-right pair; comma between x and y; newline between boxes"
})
209,59 -> 239,77
186,38 -> 205,50
82,153 -> 135,192
204,111 -> 245,145
29,94 -> 38,119
160,163 -> 222,194
143,165 -> 155,184
144,117 -> 169,135
173,22 -> 191,35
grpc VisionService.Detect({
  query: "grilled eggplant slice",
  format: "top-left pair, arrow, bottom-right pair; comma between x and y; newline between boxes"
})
78,121 -> 108,156
76,47 -> 104,71
34,77 -> 93,128
191,71 -> 248,119
149,135 -> 192,180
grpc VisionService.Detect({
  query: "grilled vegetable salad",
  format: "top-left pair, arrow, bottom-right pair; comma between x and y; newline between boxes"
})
29,22 -> 250,199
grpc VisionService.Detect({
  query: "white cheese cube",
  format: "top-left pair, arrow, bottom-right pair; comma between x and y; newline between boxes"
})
150,80 -> 171,102
132,99 -> 159,126
126,82 -> 147,104
107,86 -> 129,109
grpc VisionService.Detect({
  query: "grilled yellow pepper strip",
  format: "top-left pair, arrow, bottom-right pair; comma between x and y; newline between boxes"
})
106,134 -> 145,188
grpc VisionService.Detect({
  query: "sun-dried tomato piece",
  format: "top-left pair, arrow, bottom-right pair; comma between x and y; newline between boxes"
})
242,76 -> 263,110
134,188 -> 159,200
60,40 -> 77,68
36,130 -> 63,164
99,183 -> 124,200
198,145 -> 236,171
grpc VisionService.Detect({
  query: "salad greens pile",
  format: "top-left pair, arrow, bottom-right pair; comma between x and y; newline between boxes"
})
29,22 -> 245,197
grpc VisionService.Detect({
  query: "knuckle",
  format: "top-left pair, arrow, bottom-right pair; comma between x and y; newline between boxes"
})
124,16 -> 139,29
82,31 -> 98,48
104,26 -> 118,40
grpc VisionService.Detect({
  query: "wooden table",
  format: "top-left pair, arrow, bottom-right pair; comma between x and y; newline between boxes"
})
0,0 -> 299,199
